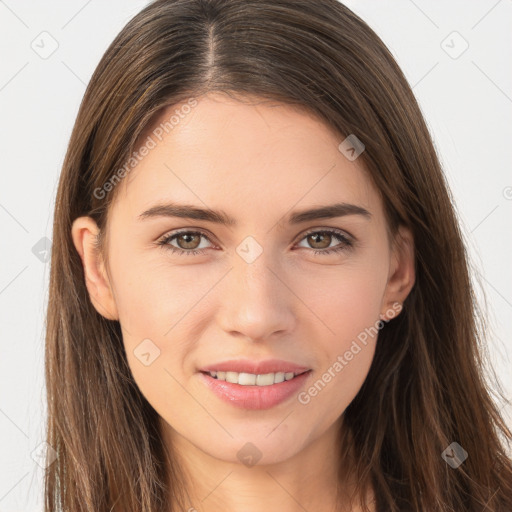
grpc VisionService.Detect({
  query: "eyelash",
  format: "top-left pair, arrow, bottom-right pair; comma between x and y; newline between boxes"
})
157,228 -> 354,257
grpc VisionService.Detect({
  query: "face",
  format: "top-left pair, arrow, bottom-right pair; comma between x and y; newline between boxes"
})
72,92 -> 414,466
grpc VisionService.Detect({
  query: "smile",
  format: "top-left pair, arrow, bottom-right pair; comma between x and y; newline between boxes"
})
199,369 -> 312,410
205,370 -> 308,386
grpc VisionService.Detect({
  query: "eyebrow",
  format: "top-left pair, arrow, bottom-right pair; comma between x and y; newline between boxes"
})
137,201 -> 371,226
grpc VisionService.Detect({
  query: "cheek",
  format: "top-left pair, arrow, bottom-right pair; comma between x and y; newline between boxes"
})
297,260 -> 387,343
294,264 -> 386,414
108,252 -> 219,382
110,262 -> 201,416
109,245 -> 204,334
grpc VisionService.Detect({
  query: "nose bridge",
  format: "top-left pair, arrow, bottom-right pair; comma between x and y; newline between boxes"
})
233,234 -> 277,290
218,236 -> 294,340
233,237 -> 283,308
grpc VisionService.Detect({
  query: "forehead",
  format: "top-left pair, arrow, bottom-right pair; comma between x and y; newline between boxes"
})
111,92 -> 380,225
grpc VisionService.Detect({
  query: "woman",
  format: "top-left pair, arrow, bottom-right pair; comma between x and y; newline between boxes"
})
45,0 -> 512,510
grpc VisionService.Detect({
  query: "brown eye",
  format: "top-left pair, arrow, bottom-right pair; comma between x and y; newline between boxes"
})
296,229 -> 353,255
158,230 -> 213,255
306,232 -> 332,249
157,228 -> 353,257
174,232 -> 202,250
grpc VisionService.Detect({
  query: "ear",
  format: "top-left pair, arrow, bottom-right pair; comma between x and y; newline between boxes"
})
380,225 -> 415,321
71,216 -> 119,321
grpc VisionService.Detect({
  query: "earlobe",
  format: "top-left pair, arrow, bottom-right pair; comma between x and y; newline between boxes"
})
380,225 -> 415,321
71,216 -> 119,321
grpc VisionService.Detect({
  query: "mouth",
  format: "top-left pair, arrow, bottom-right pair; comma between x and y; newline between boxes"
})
200,369 -> 310,386
198,369 -> 313,410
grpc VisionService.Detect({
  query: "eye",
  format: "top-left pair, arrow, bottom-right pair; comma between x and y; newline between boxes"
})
294,228 -> 353,255
157,228 -> 353,256
157,230 -> 214,256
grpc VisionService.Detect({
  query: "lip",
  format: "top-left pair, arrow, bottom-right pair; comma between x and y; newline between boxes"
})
198,358 -> 310,375
198,369 -> 312,410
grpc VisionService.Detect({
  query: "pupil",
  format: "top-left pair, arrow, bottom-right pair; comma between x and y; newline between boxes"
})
180,234 -> 199,249
310,233 -> 330,249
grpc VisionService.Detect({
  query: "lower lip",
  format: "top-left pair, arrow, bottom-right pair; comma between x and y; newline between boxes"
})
198,371 -> 312,410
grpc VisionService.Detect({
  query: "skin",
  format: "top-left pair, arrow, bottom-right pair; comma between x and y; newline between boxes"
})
71,92 -> 415,512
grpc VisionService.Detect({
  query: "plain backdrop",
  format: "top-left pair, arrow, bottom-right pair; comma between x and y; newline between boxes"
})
0,1 -> 511,510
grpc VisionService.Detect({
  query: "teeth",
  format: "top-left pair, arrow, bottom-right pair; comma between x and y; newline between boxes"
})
207,370 -> 300,386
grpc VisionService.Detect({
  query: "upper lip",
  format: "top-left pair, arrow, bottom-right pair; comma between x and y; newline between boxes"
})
199,359 -> 311,375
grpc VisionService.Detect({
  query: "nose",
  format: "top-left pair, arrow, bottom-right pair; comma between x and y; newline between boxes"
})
216,250 -> 296,343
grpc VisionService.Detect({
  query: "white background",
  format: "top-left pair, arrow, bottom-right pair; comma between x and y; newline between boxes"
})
0,1 -> 511,510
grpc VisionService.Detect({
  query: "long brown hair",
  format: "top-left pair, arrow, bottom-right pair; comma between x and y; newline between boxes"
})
44,0 -> 512,510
